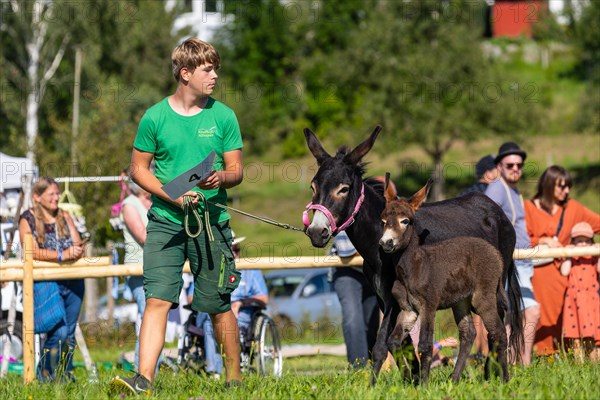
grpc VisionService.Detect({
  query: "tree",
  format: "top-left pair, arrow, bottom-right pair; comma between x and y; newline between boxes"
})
212,0 -> 309,155
38,0 -> 178,234
1,0 -> 72,163
298,0 -> 376,142
572,0 -> 600,132
211,0 -> 379,156
1,0 -> 178,238
311,0 -> 541,200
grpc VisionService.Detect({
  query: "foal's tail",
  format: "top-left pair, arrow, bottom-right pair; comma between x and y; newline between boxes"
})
506,259 -> 524,361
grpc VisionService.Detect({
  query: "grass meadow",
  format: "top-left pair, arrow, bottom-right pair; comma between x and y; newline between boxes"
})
1,349 -> 599,399
2,311 -> 599,399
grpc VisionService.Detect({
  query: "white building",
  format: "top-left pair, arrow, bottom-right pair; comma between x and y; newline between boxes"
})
166,0 -> 233,41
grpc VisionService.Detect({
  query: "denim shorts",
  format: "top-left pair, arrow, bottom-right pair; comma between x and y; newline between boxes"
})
143,210 -> 240,314
514,259 -> 538,311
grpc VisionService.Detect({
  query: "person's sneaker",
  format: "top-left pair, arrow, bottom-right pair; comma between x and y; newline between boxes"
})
207,372 -> 221,380
110,373 -> 152,396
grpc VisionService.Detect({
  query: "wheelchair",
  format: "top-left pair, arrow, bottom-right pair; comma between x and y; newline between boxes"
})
177,299 -> 283,377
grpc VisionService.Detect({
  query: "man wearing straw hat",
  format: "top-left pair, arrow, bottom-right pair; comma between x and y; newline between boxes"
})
485,142 -> 540,366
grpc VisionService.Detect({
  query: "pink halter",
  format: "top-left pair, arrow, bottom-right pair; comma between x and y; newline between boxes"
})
302,183 -> 365,235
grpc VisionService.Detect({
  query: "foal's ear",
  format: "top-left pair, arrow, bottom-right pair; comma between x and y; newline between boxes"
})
304,128 -> 331,165
408,178 -> 433,210
384,172 -> 396,202
345,125 -> 382,165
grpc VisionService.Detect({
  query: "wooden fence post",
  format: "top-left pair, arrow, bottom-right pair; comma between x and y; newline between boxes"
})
106,276 -> 114,327
22,234 -> 35,384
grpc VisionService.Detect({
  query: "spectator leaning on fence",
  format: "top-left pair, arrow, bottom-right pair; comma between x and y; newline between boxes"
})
484,142 -> 540,366
524,165 -> 600,356
19,176 -> 85,382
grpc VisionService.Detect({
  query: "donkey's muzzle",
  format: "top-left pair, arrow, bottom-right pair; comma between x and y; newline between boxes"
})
305,225 -> 331,248
379,238 -> 395,253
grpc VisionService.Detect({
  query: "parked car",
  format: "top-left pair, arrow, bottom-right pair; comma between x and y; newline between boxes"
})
264,268 -> 342,328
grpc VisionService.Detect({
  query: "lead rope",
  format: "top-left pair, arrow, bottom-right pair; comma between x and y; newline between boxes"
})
208,201 -> 304,232
182,194 -> 214,241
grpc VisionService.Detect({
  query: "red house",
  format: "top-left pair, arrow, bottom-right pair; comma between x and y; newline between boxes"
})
492,0 -> 548,38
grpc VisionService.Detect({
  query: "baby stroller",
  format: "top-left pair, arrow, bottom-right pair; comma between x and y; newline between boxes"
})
177,299 -> 282,377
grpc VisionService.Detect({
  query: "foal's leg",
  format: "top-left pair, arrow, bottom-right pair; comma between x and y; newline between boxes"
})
472,281 -> 510,381
386,281 -> 419,382
388,310 -> 419,381
389,279 -> 415,343
451,301 -> 476,383
389,310 -> 418,349
416,309 -> 437,386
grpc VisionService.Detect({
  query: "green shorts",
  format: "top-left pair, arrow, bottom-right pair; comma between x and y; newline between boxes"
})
143,209 -> 241,314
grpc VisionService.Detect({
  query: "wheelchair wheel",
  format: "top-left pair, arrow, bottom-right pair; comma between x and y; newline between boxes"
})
176,312 -> 207,374
251,313 -> 283,376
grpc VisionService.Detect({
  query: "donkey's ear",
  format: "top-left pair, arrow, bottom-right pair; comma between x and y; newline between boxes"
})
304,128 -> 331,165
384,172 -> 396,202
408,178 -> 433,210
345,125 -> 382,165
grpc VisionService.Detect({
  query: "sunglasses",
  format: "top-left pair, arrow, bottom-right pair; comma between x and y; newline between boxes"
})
556,183 -> 570,190
503,162 -> 523,170
572,238 -> 593,245
571,238 -> 594,245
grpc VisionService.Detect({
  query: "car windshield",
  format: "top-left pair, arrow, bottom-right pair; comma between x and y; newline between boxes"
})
265,275 -> 305,297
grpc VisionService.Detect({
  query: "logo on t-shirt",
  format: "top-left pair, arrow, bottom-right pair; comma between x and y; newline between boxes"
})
197,126 -> 216,138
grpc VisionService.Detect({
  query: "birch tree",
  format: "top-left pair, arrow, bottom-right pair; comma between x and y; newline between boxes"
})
1,0 -> 70,163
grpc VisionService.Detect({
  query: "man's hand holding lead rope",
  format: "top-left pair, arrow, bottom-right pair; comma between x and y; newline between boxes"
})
175,170 -> 221,208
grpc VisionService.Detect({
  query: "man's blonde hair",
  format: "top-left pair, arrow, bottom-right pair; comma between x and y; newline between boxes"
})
171,38 -> 220,81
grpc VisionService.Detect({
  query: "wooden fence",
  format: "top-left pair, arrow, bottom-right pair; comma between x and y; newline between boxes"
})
1,234 -> 599,383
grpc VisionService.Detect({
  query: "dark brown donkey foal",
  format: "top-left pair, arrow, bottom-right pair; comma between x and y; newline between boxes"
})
379,179 -> 510,385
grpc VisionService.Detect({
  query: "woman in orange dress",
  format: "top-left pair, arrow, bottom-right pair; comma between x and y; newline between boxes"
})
524,165 -> 600,356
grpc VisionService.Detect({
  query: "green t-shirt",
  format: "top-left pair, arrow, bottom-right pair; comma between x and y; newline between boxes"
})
133,97 -> 243,225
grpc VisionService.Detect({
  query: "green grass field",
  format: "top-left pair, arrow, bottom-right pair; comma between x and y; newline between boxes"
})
2,311 -> 599,399
1,350 -> 599,399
